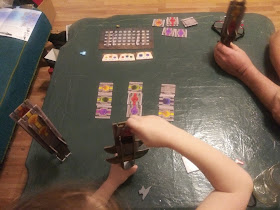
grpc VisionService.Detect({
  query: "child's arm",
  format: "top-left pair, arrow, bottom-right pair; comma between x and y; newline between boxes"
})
127,115 -> 253,210
89,164 -> 137,207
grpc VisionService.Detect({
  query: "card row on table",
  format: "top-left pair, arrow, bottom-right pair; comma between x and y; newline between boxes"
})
102,52 -> 153,62
152,17 -> 198,28
95,82 -> 176,121
95,82 -> 113,119
162,28 -> 187,38
158,84 -> 176,121
126,82 -> 143,117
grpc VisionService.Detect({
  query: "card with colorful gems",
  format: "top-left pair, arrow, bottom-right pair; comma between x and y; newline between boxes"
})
166,17 -> 179,27
158,105 -> 174,121
98,82 -> 114,93
95,105 -> 112,119
152,19 -> 165,27
102,54 -> 119,62
136,52 -> 153,60
119,53 -> 136,61
127,92 -> 143,105
162,27 -> 173,37
159,94 -> 175,106
96,93 -> 113,105
126,104 -> 142,117
128,82 -> 143,93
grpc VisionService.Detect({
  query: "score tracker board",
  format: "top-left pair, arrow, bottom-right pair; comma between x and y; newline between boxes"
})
98,27 -> 154,49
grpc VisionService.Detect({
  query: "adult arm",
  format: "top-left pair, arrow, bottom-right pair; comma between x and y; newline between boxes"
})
270,30 -> 280,76
127,115 -> 253,210
214,42 -> 280,124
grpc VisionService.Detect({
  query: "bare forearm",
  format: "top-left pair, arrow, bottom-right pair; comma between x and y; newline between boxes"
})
240,65 -> 280,112
168,129 -> 252,194
270,30 -> 280,73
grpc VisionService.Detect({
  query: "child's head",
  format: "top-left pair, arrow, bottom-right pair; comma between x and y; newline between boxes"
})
8,185 -> 121,210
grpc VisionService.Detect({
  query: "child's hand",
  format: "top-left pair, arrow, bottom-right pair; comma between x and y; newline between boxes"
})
127,115 -> 181,148
107,163 -> 138,188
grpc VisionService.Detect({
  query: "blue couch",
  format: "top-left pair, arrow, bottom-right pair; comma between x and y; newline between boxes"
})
0,11 -> 51,165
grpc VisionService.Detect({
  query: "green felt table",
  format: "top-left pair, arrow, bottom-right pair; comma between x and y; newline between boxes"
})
23,13 -> 280,209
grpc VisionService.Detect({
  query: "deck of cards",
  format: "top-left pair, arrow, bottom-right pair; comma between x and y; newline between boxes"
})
158,84 -> 176,121
127,82 -> 143,117
95,82 -> 113,119
181,17 -> 198,28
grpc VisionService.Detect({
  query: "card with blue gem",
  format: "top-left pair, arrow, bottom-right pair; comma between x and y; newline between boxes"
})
159,94 -> 174,106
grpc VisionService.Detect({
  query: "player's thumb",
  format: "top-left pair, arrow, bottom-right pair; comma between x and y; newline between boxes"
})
127,116 -> 141,132
230,42 -> 240,51
128,165 -> 138,176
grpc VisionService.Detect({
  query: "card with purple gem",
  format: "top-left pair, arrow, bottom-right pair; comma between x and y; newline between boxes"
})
95,105 -> 112,119
159,94 -> 174,106
136,52 -> 153,60
162,27 -> 173,37
102,54 -> 119,62
128,82 -> 143,93
158,105 -> 174,121
181,17 -> 198,28
161,84 -> 176,95
96,93 -> 113,105
176,29 -> 187,38
126,104 -> 142,117
127,92 -> 143,105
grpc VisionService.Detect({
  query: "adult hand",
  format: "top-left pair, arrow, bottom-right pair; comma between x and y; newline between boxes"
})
107,163 -> 138,188
214,42 -> 255,79
126,115 -> 182,148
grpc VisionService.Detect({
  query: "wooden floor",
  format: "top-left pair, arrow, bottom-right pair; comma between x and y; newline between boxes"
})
0,0 -> 279,208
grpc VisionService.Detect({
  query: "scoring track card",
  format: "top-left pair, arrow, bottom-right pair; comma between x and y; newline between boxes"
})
98,28 -> 154,49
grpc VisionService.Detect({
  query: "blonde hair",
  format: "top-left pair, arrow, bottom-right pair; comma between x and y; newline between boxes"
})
7,184 -> 122,210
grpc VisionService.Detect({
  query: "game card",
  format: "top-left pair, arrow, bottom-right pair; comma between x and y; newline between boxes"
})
128,82 -> 143,92
126,104 -> 142,117
158,105 -> 174,121
166,17 -> 179,27
159,94 -> 175,106
102,54 -> 119,62
97,93 -> 113,105
127,92 -> 143,105
152,19 -> 165,27
136,52 -> 153,60
176,29 -> 187,38
98,82 -> 113,94
95,105 -> 112,119
162,27 -> 173,37
181,17 -> 198,28
161,84 -> 176,95
119,53 -> 136,61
